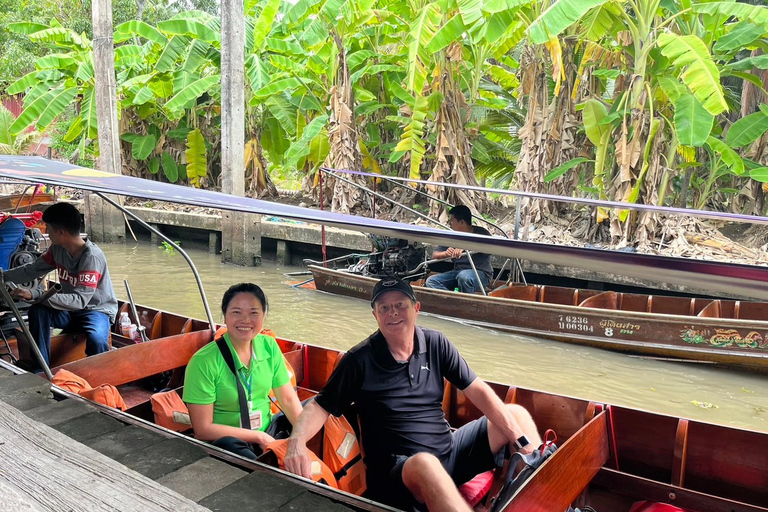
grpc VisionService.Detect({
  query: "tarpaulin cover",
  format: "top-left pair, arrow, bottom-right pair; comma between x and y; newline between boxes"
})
1,156 -> 768,300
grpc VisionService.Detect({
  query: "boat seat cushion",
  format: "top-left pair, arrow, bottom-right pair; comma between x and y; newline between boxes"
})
459,470 -> 495,507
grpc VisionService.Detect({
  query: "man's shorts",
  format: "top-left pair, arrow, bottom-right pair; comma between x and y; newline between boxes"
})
366,416 -> 504,511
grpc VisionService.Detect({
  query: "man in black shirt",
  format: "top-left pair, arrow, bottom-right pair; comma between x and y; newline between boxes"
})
425,204 -> 493,293
285,278 -> 541,511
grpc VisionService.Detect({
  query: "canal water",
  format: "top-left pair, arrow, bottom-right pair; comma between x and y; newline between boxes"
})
103,242 -> 768,433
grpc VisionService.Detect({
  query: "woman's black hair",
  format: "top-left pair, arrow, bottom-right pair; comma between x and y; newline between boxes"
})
221,283 -> 268,315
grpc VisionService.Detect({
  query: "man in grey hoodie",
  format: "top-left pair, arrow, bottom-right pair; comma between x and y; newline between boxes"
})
3,202 -> 117,368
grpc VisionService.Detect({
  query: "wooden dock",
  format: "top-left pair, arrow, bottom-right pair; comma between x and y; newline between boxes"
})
0,366 -> 361,512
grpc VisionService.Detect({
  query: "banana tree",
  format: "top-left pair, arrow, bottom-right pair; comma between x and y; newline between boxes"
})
5,21 -> 97,163
0,105 -> 42,154
393,0 -> 532,220
274,0 -> 384,213
526,0 -> 767,242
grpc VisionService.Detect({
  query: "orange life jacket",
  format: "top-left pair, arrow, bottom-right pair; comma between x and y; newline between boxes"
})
264,439 -> 339,488
150,390 -> 192,432
52,369 -> 91,393
51,369 -> 126,411
323,415 -> 367,496
79,385 -> 127,411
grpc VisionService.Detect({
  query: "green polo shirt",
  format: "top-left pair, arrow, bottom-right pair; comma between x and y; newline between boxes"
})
183,333 -> 291,431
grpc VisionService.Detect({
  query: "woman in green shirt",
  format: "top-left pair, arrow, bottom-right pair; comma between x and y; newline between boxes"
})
183,283 -> 303,458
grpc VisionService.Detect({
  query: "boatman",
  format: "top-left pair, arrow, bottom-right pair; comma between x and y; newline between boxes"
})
425,204 -> 493,294
2,202 -> 117,369
284,277 -> 541,512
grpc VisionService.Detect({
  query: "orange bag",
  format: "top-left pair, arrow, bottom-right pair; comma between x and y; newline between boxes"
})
264,439 -> 339,488
323,415 -> 366,495
52,369 -> 126,410
52,369 -> 91,393
150,390 -> 192,431
79,385 -> 127,411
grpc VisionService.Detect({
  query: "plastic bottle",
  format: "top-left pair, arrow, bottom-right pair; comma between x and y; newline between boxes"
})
119,312 -> 131,337
127,323 -> 138,342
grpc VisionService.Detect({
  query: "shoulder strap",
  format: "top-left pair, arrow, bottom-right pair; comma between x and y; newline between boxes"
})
216,337 -> 251,430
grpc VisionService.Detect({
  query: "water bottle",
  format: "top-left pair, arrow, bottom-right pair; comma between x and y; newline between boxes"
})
127,323 -> 138,342
119,312 -> 131,337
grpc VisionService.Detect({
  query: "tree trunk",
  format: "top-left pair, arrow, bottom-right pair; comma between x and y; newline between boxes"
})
742,49 -> 768,216
514,42 -> 580,237
328,32 -> 369,214
245,132 -> 278,198
427,52 -> 487,223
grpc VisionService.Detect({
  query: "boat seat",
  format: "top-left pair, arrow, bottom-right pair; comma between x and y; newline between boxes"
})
696,300 -> 721,318
734,301 -> 768,321
539,286 -> 577,306
488,285 -> 539,302
578,291 -> 619,310
16,328 -> 113,367
647,296 -> 695,316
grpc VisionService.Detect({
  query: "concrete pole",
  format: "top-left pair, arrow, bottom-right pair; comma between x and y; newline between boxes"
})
220,0 -> 260,266
87,0 -> 125,243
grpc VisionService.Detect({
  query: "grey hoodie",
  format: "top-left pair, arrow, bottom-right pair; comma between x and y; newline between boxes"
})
4,240 -> 118,321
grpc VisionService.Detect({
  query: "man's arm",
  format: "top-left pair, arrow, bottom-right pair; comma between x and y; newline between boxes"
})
462,379 -> 531,451
285,401 -> 330,478
3,253 -> 56,299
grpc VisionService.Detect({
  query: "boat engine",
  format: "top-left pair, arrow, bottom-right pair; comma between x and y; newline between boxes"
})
0,221 -> 47,338
10,227 -> 47,291
357,236 -> 426,278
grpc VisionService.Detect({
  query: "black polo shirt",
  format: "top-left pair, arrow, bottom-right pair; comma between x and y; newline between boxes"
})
315,326 -> 477,478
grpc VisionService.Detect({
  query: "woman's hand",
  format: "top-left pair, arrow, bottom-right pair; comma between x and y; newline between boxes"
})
255,431 -> 275,450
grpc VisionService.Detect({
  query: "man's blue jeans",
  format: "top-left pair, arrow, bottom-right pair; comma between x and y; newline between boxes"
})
425,269 -> 490,293
28,304 -> 111,367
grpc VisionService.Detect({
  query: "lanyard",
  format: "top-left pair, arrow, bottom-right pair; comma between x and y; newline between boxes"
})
237,364 -> 253,403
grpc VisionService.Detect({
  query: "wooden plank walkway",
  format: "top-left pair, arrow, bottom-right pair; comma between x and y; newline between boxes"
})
0,367 -> 359,512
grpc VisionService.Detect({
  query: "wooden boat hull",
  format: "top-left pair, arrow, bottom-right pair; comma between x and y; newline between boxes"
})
4,301 -> 768,511
309,265 -> 768,371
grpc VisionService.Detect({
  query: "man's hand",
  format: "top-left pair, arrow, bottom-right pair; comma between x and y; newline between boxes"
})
446,247 -> 464,259
11,288 -> 32,301
284,438 -> 313,479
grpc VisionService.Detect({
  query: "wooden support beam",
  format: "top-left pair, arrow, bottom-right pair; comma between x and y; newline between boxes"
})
89,0 -> 125,243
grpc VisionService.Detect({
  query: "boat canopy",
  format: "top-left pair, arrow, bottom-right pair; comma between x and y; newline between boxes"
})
1,155 -> 768,301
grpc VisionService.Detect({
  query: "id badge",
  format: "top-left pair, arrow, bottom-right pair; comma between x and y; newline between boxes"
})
248,404 -> 262,430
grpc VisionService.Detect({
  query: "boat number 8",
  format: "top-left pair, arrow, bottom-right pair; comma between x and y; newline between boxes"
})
605,328 -> 613,337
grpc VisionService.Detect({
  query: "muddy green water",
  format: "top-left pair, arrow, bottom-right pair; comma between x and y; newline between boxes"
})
103,242 -> 768,433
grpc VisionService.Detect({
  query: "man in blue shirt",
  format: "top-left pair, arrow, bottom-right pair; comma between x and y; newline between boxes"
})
284,277 -> 540,511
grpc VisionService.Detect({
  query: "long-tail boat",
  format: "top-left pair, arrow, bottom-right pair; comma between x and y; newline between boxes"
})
4,299 -> 768,512
308,265 -> 768,372
1,156 -> 768,511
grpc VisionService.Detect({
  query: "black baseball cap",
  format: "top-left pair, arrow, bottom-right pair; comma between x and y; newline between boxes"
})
370,277 -> 417,307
